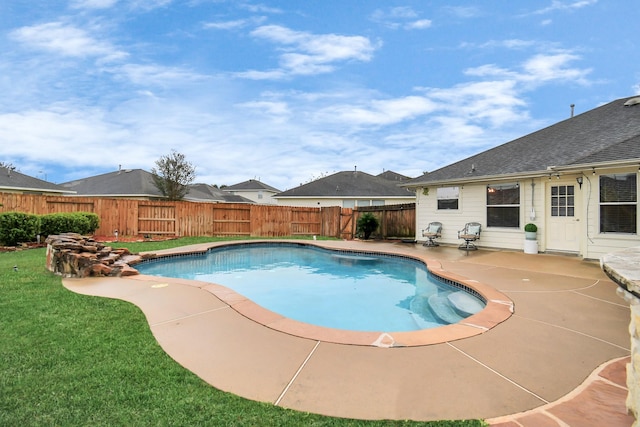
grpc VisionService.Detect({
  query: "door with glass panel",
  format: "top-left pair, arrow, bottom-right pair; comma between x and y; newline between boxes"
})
546,181 -> 581,252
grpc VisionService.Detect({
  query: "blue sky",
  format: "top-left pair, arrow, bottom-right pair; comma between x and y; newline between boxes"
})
0,1 -> 638,191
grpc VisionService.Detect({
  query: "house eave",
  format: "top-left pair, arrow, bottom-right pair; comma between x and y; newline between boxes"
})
402,171 -> 551,188
548,158 -> 640,173
0,186 -> 76,195
274,195 -> 414,199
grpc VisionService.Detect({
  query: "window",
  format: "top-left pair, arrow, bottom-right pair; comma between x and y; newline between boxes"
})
486,183 -> 520,227
551,185 -> 575,217
437,187 -> 459,210
600,174 -> 637,233
371,200 -> 385,206
342,200 -> 355,208
258,191 -> 263,199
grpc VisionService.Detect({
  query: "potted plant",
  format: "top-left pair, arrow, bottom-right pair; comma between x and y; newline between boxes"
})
356,213 -> 379,240
524,223 -> 538,240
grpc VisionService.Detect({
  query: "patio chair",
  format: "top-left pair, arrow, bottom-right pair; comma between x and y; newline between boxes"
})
458,222 -> 481,252
422,222 -> 442,247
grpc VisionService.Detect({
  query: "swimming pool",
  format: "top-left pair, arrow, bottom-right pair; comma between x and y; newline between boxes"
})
136,242 -> 486,333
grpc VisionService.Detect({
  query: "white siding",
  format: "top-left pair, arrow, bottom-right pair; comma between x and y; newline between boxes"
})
582,167 -> 640,260
415,169 -> 640,259
416,178 -> 546,251
276,197 -> 414,207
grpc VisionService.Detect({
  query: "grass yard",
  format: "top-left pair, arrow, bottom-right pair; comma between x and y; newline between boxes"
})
0,237 -> 486,426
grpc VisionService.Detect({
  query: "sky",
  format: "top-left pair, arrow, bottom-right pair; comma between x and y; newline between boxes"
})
0,1 -> 638,191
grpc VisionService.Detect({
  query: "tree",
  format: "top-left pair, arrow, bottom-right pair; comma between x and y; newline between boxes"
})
0,161 -> 16,171
151,150 -> 196,201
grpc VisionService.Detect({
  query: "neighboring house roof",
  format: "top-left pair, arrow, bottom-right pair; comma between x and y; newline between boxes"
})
223,179 -> 281,193
61,169 -> 163,198
187,183 -> 253,203
377,170 -> 412,182
406,95 -> 640,186
61,169 -> 252,203
0,167 -> 74,194
275,170 -> 415,198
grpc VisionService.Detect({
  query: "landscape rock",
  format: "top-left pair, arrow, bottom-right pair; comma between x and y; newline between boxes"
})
45,233 -> 139,278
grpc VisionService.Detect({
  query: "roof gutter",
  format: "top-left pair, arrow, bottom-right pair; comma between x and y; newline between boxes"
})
547,158 -> 640,173
401,171 -> 552,188
0,186 -> 76,195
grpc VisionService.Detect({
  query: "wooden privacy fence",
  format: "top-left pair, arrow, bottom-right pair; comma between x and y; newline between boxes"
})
354,203 -> 416,239
0,193 -> 414,240
0,193 -> 359,239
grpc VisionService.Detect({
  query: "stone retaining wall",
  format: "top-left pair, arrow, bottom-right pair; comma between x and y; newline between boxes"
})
45,233 -> 142,278
602,247 -> 640,427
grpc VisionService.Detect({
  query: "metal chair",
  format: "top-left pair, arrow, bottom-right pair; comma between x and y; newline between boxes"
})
458,222 -> 481,252
422,222 -> 442,247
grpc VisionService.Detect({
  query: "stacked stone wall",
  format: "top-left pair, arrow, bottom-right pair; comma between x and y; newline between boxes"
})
45,233 -> 142,278
602,247 -> 640,427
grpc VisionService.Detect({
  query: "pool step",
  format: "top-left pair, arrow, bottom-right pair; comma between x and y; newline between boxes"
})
409,295 -> 442,329
427,294 -> 465,324
447,291 -> 484,317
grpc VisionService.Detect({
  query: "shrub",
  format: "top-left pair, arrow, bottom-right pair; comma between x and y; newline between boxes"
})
0,212 -> 40,246
524,223 -> 537,232
356,212 -> 379,240
39,212 -> 100,238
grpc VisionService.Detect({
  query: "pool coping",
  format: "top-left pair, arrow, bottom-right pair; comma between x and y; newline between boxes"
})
130,239 -> 514,347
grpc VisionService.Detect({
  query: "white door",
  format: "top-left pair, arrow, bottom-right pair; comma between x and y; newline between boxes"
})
546,181 -> 581,253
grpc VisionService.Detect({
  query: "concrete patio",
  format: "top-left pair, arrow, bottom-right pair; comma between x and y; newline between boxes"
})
63,240 -> 634,425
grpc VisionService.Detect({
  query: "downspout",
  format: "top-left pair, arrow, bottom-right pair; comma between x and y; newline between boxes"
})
529,180 -> 536,220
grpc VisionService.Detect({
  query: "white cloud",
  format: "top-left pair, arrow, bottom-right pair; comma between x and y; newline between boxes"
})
461,39 -> 537,50
370,7 -> 432,30
10,22 -> 127,62
406,19 -> 432,30
239,3 -> 283,14
243,25 -> 379,78
521,53 -> 591,84
203,16 -> 267,30
444,6 -> 481,19
70,0 -> 119,9
532,0 -> 598,15
115,64 -> 207,86
316,96 -> 437,127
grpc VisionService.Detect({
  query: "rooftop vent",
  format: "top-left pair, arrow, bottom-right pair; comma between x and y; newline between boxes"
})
623,97 -> 640,107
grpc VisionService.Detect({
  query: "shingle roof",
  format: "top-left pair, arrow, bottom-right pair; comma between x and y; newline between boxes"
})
224,179 -> 280,193
406,96 -> 640,185
187,183 -> 253,203
0,167 -> 73,194
61,169 -> 252,203
376,170 -> 412,182
61,169 -> 163,197
275,170 -> 415,198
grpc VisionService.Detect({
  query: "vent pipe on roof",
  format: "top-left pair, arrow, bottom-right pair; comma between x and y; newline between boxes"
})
570,104 -> 575,118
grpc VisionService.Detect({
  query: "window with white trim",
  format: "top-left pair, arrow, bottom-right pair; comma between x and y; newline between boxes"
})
486,183 -> 520,228
599,173 -> 637,233
437,186 -> 459,210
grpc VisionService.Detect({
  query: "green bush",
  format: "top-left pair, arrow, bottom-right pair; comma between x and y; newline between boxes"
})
39,212 -> 100,237
524,223 -> 537,232
356,212 -> 379,240
0,212 -> 40,246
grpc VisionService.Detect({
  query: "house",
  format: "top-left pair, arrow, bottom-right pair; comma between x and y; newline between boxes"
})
403,95 -> 640,260
222,179 -> 280,205
0,166 -> 75,196
274,169 -> 416,207
61,169 -> 253,203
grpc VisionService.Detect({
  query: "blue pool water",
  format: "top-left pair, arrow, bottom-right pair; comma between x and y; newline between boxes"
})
136,243 -> 485,332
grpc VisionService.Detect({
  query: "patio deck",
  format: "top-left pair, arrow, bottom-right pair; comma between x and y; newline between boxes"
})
63,240 -> 634,425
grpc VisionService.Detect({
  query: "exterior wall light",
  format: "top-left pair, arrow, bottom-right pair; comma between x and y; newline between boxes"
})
576,176 -> 583,189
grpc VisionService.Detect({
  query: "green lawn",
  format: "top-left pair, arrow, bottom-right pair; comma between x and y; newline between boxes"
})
0,238 -> 486,427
